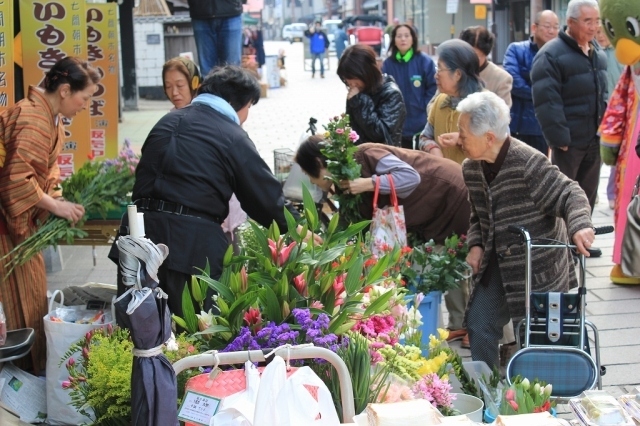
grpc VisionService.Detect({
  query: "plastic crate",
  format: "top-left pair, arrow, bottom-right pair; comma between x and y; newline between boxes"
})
273,148 -> 295,185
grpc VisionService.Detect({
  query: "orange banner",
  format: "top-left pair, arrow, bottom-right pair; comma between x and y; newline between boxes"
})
0,0 -> 15,111
20,0 -> 90,177
87,3 -> 119,160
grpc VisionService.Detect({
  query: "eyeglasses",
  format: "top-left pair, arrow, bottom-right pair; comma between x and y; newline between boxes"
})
436,66 -> 451,74
536,23 -> 560,31
570,17 -> 601,28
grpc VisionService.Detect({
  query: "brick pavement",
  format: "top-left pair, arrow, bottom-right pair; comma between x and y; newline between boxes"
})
46,41 -> 640,407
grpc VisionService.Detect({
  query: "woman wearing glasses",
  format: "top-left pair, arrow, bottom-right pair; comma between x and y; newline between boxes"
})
418,39 -> 483,164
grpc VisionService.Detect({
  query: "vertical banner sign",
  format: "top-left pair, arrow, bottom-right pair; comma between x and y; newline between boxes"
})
0,0 -> 15,111
20,0 -> 90,177
87,3 -> 119,160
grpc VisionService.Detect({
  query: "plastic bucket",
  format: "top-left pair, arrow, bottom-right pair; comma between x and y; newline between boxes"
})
451,393 -> 484,422
405,291 -> 442,355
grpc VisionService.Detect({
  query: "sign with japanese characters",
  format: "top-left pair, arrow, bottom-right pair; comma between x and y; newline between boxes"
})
177,391 -> 221,425
0,0 -> 15,110
87,3 -> 119,160
20,0 -> 90,177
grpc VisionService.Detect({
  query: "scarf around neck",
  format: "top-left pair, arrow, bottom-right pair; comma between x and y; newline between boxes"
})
191,93 -> 240,124
395,48 -> 414,63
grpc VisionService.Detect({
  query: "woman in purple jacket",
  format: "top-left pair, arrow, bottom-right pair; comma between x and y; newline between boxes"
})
382,24 -> 437,150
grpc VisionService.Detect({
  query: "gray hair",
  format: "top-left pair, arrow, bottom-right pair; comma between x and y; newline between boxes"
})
566,0 -> 599,20
456,91 -> 510,140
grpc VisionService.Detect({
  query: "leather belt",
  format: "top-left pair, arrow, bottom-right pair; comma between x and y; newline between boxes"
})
134,198 -> 223,224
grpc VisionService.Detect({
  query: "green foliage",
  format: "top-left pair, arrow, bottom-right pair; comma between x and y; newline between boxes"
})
404,234 -> 471,294
320,114 -> 364,226
174,185 -> 400,352
61,327 -> 200,425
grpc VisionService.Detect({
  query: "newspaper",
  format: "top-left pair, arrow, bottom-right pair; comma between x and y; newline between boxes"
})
0,364 -> 47,423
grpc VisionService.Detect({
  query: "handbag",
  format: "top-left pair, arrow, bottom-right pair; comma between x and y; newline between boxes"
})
370,175 -> 407,257
621,175 -> 640,277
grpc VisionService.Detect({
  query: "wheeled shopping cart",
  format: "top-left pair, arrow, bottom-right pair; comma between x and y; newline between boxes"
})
172,345 -> 355,423
505,225 -> 614,399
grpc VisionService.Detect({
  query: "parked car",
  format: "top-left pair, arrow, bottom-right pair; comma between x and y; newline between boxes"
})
282,23 -> 307,43
323,19 -> 343,52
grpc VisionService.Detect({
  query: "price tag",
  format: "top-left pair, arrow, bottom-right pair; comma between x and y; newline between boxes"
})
177,391 -> 221,425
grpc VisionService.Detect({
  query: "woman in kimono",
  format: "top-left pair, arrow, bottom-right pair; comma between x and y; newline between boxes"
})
0,57 -> 99,372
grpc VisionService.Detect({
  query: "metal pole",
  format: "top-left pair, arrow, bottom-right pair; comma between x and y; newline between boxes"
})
421,0 -> 425,45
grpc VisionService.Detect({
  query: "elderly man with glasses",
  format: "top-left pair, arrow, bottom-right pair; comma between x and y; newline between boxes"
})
531,0 -> 608,259
503,10 -> 559,155
455,91 -> 596,370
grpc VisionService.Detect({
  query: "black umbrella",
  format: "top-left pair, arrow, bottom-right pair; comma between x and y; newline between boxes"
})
115,235 -> 178,426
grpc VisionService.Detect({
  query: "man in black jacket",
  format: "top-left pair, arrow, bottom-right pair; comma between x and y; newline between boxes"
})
109,66 -> 294,321
187,0 -> 244,75
531,0 -> 607,225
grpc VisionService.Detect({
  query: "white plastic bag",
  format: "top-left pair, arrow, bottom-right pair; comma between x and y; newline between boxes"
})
254,356 -> 340,426
44,290 -> 114,425
281,130 -> 324,203
210,361 -> 261,426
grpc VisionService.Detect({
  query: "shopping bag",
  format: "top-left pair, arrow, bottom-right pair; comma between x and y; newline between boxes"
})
370,175 -> 407,257
44,290 -> 114,425
622,175 -> 640,277
254,356 -> 340,426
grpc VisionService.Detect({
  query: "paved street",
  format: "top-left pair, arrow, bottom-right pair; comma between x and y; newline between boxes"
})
47,41 -> 640,400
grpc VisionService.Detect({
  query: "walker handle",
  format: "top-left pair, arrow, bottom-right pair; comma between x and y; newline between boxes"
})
507,225 -> 525,235
594,226 -> 614,235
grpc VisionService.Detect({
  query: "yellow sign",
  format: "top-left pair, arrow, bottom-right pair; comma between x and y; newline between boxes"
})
0,0 -> 15,110
475,5 -> 487,20
87,3 -> 119,160
20,0 -> 90,177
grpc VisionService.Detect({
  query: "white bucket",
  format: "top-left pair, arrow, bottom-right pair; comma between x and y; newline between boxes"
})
451,393 -> 484,422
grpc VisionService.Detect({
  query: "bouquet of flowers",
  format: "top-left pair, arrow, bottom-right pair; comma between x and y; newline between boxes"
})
61,326 -> 200,424
405,234 -> 472,295
500,376 -> 554,415
320,114 -> 363,226
2,140 -> 139,277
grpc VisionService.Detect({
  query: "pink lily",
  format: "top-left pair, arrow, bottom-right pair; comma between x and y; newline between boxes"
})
239,266 -> 248,293
243,308 -> 262,327
268,239 -> 297,266
293,273 -> 308,296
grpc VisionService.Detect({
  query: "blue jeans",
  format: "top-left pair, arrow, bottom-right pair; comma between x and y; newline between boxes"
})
311,53 -> 324,76
192,15 -> 242,76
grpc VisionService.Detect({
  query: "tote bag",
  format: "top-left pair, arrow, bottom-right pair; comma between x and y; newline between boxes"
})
622,175 -> 640,277
370,175 -> 407,257
44,290 -> 115,425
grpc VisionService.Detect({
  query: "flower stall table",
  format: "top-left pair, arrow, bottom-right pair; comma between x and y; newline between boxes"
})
58,219 -> 121,266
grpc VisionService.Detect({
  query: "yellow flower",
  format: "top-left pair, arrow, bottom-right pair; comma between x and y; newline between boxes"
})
438,328 -> 449,341
323,131 -> 331,138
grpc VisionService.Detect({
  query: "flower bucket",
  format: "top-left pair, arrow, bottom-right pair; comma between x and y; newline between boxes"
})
406,290 -> 442,355
484,407 -> 557,423
451,393 -> 484,422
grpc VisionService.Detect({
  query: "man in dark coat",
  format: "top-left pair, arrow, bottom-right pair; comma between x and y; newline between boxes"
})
109,66 -> 292,321
531,0 -> 607,225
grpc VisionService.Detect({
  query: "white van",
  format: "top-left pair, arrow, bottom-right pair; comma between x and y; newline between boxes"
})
282,23 -> 307,43
323,19 -> 343,52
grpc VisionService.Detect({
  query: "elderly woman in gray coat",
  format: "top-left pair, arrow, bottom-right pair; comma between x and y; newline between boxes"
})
453,91 -> 596,369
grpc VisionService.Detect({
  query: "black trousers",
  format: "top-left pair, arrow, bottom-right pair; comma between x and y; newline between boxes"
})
551,142 -> 601,212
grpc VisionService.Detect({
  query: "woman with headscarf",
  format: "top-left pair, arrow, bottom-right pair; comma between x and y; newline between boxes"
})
338,44 -> 406,147
382,24 -> 437,149
0,57 -> 99,372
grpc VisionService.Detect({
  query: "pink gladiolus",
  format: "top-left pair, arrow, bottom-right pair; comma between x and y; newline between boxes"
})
61,380 -> 72,389
509,400 -> 519,411
348,130 -> 359,142
293,273 -> 308,296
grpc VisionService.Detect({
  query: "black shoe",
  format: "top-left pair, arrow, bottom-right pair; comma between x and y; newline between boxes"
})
587,247 -> 602,258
